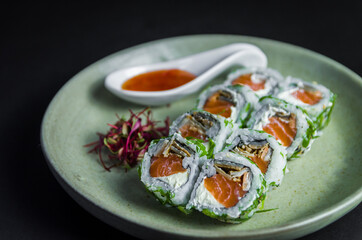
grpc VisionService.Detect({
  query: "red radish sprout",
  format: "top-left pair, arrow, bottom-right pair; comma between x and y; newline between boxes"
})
84,108 -> 169,171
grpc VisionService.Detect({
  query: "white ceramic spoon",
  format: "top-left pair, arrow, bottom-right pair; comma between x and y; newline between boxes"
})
105,43 -> 267,106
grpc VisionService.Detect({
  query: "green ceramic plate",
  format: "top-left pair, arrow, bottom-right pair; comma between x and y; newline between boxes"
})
41,35 -> 362,239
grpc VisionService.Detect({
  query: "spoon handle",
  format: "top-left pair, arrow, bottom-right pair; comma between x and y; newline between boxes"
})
179,48 -> 267,94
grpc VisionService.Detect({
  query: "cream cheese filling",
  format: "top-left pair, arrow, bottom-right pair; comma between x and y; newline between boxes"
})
193,178 -> 224,208
156,170 -> 189,189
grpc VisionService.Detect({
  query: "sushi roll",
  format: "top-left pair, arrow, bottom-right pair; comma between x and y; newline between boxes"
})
224,68 -> 284,98
247,96 -> 316,159
276,76 -> 336,130
186,152 -> 266,223
139,133 -> 202,206
169,110 -> 232,154
196,84 -> 246,122
223,128 -> 287,187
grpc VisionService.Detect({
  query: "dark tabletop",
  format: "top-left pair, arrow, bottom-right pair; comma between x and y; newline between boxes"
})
1,2 -> 361,239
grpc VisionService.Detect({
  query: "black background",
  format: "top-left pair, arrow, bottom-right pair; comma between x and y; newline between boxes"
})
1,1 -> 361,239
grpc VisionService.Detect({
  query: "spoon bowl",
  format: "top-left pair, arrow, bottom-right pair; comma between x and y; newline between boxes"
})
105,43 -> 267,105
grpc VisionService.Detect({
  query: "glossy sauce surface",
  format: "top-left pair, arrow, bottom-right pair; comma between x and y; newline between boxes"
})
203,92 -> 234,118
232,73 -> 265,91
122,69 -> 196,91
179,124 -> 207,140
291,89 -> 323,105
149,154 -> 186,177
204,174 -> 246,208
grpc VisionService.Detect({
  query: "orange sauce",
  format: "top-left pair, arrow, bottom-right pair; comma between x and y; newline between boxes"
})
122,69 -> 196,91
149,155 -> 186,177
291,89 -> 322,105
179,124 -> 207,140
232,73 -> 265,91
263,116 -> 297,147
204,174 -> 246,208
203,92 -> 235,118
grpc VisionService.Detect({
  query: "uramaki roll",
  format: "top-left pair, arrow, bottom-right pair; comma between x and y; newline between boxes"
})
276,76 -> 336,130
223,128 -> 287,187
139,133 -> 203,206
186,152 -> 266,223
247,96 -> 316,159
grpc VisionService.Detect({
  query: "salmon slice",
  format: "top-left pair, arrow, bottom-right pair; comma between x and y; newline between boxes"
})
263,114 -> 297,147
232,73 -> 265,91
149,154 -> 187,177
204,173 -> 246,208
179,124 -> 207,140
251,155 -> 268,174
291,89 -> 322,105
203,92 -> 234,118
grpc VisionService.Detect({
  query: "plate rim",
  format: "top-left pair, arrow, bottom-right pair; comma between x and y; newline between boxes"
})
41,34 -> 362,239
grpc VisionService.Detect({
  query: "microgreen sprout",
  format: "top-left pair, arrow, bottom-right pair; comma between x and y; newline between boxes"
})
84,108 -> 169,171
